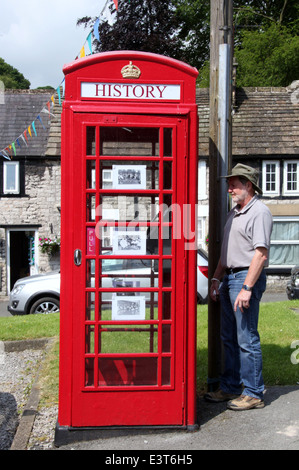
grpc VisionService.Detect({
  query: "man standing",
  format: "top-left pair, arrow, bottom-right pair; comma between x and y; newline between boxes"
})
205,164 -> 273,410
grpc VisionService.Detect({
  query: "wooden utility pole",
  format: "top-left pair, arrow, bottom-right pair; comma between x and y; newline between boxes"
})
208,0 -> 233,390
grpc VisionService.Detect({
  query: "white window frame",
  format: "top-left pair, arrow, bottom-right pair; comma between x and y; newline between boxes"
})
283,160 -> 299,196
197,205 -> 208,249
198,160 -> 207,200
3,161 -> 20,194
269,216 -> 299,268
102,169 -> 113,189
262,160 -> 280,196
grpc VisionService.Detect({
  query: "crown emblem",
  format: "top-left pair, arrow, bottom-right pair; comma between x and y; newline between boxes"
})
121,61 -> 141,79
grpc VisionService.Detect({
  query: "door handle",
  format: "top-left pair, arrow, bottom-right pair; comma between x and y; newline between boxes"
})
74,249 -> 82,266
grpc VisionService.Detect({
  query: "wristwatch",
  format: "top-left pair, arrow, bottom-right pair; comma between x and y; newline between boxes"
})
242,284 -> 252,291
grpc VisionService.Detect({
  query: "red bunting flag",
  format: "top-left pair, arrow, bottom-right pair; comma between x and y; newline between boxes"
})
113,0 -> 118,9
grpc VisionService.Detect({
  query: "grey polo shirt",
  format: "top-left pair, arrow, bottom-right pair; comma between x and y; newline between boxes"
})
220,196 -> 273,269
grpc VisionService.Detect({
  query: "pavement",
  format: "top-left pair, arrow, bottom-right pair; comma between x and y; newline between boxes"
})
53,385 -> 299,451
2,292 -> 299,451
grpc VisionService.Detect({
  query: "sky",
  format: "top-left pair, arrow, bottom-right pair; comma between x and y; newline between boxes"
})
0,0 -> 110,89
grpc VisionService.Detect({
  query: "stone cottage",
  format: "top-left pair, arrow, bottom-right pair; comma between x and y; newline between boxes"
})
197,83 -> 299,286
0,89 -> 61,296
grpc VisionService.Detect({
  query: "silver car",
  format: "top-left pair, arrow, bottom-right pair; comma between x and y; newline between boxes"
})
8,250 -> 209,315
8,271 -> 60,315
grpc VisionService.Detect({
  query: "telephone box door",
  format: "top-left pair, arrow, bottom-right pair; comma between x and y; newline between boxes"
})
68,112 -> 190,427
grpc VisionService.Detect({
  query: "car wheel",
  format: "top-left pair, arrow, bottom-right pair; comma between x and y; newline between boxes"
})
29,297 -> 60,314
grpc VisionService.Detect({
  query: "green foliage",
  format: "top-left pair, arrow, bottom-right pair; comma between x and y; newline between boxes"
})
77,0 -> 299,86
235,24 -> 299,87
0,57 -> 30,89
174,0 -> 210,70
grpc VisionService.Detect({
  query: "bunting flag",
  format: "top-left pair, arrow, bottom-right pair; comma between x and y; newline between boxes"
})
32,121 -> 37,137
0,0 -> 119,160
12,142 -> 16,157
79,46 -> 86,58
37,114 -> 46,129
93,18 -> 100,41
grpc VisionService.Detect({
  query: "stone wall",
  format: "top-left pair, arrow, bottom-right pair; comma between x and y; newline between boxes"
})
0,159 -> 61,296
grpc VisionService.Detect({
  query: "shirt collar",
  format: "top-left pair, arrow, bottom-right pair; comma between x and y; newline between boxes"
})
234,195 -> 258,215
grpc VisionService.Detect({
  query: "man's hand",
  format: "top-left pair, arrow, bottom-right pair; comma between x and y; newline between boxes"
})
234,289 -> 252,312
210,279 -> 220,302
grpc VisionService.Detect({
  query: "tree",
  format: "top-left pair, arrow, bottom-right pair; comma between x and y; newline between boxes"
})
176,0 -> 299,87
235,24 -> 299,87
174,0 -> 210,70
0,57 -> 30,89
78,0 -> 185,62
233,0 -> 299,87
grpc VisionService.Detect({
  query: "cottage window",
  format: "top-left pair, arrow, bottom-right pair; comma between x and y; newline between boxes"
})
269,217 -> 299,267
283,161 -> 299,196
262,161 -> 280,196
3,161 -> 20,194
102,169 -> 113,189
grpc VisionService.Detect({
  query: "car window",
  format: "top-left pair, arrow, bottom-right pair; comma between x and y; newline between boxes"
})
126,258 -> 152,270
102,259 -> 126,272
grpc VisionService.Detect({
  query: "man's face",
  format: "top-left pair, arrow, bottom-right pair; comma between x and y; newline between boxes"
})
227,176 -> 251,207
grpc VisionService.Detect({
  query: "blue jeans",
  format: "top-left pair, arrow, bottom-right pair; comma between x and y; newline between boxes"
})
219,269 -> 266,399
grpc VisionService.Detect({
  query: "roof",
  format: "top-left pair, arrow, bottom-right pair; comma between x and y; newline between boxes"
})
197,85 -> 299,157
0,89 -> 61,158
1,85 -> 298,160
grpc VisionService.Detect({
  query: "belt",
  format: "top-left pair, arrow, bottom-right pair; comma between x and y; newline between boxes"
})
225,267 -> 249,275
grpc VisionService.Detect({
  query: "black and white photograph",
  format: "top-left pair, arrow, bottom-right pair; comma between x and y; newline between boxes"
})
112,230 -> 146,255
112,165 -> 146,189
112,294 -> 146,321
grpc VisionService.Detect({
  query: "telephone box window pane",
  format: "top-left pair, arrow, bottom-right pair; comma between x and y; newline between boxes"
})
162,260 -> 172,287
100,127 -> 159,156
100,160 -> 159,190
98,357 -> 158,386
86,194 -> 96,222
86,292 -> 95,321
86,160 -> 96,189
85,358 -> 94,386
86,259 -> 95,287
162,194 -> 173,223
163,161 -> 172,189
99,325 -> 158,353
162,227 -> 172,255
86,127 -> 96,155
99,258 -> 158,288
99,292 -> 158,321
162,292 -> 171,320
161,357 -> 171,385
100,196 -> 159,222
85,325 -> 95,353
99,227 -> 157,255
162,324 -> 171,353
163,128 -> 172,156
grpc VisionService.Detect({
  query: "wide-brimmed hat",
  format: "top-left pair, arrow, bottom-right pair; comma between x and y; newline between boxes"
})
223,163 -> 263,195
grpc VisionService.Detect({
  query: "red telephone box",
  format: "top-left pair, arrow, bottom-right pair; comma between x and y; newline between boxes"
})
55,51 -> 198,444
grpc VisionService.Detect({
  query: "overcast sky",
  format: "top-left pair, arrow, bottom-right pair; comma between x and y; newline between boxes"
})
0,0 -> 108,89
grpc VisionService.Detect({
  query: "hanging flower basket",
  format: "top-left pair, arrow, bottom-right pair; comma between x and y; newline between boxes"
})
39,237 -> 60,256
